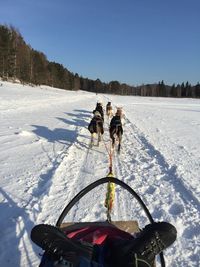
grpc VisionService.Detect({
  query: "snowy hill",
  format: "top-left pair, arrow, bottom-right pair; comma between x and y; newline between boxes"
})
0,81 -> 199,267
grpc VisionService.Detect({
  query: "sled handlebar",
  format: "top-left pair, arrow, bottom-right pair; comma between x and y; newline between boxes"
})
56,177 -> 165,267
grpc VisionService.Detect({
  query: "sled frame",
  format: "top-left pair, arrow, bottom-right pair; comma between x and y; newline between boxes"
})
60,220 -> 140,234
56,177 -> 165,267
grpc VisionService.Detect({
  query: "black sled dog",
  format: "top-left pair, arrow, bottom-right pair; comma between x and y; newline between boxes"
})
109,112 -> 123,152
88,111 -> 104,146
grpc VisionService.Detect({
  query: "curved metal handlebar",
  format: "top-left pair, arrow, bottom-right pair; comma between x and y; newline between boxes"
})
56,177 -> 165,267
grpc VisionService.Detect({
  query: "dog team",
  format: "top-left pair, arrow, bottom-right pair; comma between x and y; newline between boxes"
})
88,101 -> 124,152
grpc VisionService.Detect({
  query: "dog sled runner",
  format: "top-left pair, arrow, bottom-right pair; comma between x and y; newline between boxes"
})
56,177 -> 165,267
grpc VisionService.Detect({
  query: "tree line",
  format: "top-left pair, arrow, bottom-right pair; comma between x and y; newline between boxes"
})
0,24 -> 199,98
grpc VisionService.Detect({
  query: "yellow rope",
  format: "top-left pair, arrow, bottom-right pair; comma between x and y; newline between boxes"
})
102,117 -> 116,221
104,172 -> 115,216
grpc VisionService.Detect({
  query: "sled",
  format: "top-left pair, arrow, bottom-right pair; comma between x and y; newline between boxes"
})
60,220 -> 140,234
56,177 -> 165,267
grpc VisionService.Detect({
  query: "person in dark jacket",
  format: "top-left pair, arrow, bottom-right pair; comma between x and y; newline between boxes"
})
109,110 -> 123,152
88,111 -> 104,146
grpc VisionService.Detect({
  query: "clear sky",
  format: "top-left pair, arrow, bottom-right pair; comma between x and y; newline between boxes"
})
0,0 -> 199,86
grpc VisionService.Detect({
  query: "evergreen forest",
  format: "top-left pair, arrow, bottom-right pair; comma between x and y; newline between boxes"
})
0,25 -> 200,97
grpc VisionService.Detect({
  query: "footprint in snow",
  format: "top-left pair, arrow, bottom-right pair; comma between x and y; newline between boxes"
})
183,224 -> 200,239
145,185 -> 156,195
151,208 -> 163,220
169,203 -> 184,216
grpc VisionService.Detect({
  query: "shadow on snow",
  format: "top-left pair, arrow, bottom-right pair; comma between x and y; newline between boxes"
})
31,125 -> 78,145
30,109 -> 92,204
0,188 -> 40,267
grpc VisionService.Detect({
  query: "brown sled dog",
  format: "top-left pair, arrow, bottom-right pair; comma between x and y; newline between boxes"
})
116,107 -> 125,119
106,102 -> 113,118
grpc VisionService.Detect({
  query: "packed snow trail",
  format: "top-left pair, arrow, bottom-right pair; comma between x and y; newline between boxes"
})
0,82 -> 199,267
107,96 -> 200,267
37,105 -> 199,267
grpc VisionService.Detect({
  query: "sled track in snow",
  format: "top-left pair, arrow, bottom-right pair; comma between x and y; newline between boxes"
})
35,125 -> 93,223
22,140 -> 74,218
35,106 -> 199,226
103,95 -> 199,206
104,111 -> 200,236
103,115 -> 145,223
37,121 -> 109,223
125,117 -> 200,211
112,123 -> 151,224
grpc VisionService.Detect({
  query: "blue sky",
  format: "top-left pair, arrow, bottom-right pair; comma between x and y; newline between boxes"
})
0,0 -> 199,85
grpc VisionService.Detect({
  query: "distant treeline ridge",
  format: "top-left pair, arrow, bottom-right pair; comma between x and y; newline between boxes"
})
0,24 -> 200,98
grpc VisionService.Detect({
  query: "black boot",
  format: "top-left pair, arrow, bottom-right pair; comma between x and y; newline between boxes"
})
113,222 -> 177,267
31,224 -> 93,266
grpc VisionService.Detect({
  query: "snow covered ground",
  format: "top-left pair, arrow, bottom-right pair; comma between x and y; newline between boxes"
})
0,81 -> 199,267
